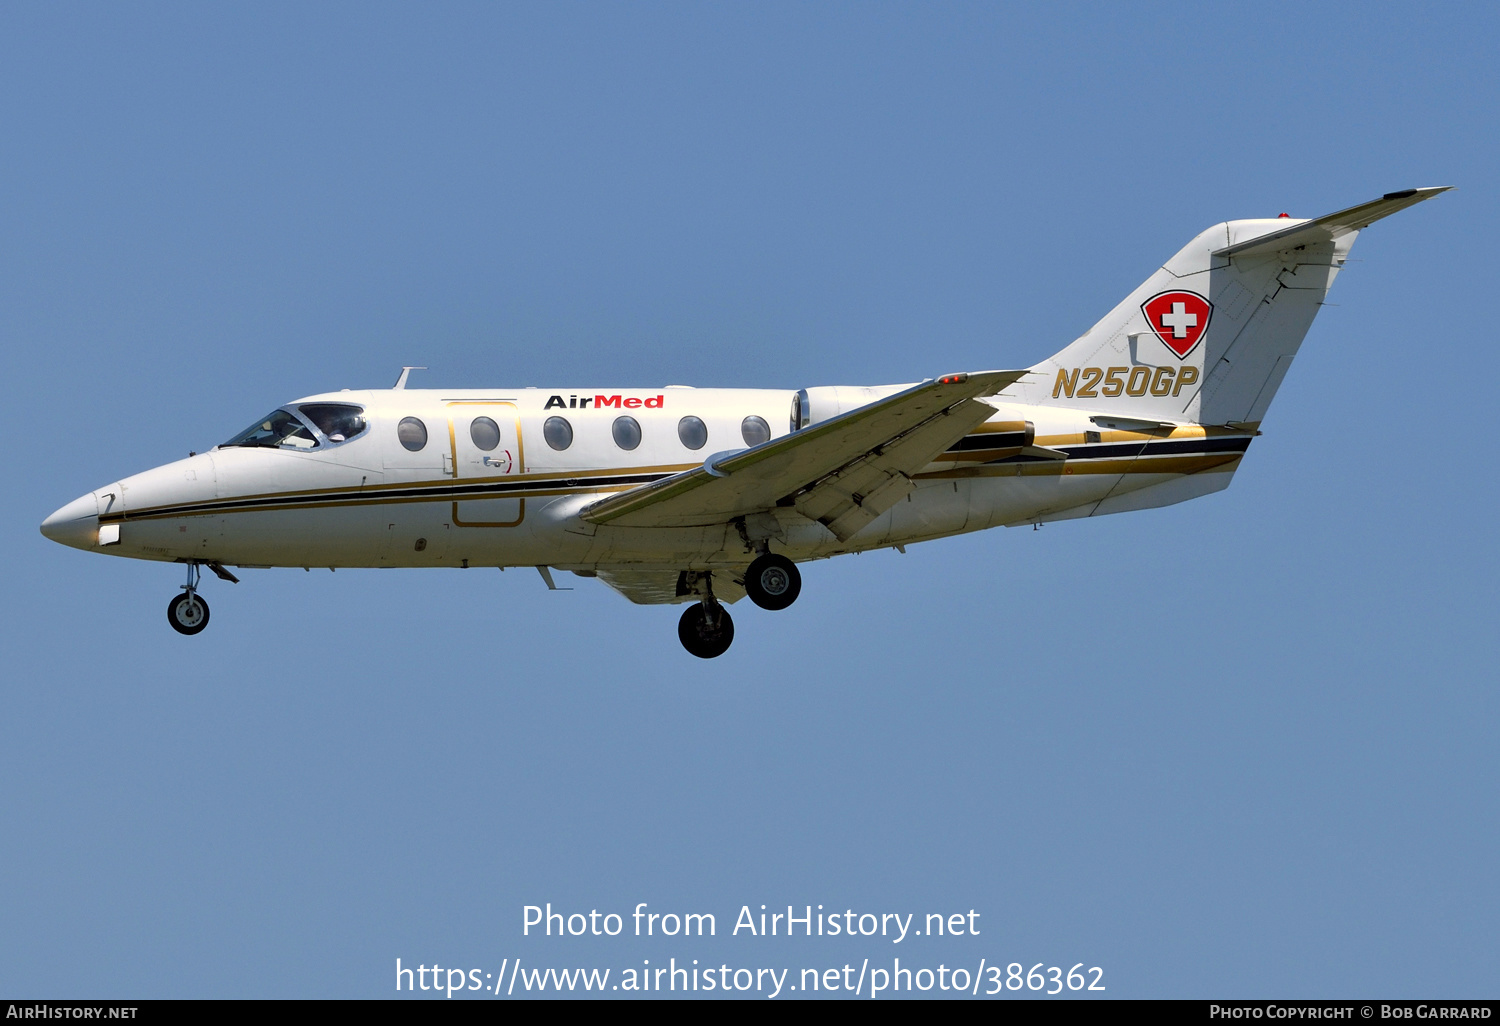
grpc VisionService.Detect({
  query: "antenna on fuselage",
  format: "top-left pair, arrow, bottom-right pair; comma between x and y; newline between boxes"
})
392,366 -> 427,389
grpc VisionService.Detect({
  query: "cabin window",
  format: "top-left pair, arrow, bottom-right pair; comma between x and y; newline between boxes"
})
299,403 -> 366,444
221,409 -> 319,450
612,416 -> 642,451
741,415 -> 770,447
470,417 -> 501,451
677,416 -> 708,450
544,416 -> 573,451
397,417 -> 428,451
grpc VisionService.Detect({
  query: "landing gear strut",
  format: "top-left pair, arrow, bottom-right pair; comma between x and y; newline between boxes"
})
744,552 -> 801,611
677,571 -> 734,658
167,562 -> 210,636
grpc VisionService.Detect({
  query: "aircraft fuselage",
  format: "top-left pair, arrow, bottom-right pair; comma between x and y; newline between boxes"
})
44,385 -> 1248,574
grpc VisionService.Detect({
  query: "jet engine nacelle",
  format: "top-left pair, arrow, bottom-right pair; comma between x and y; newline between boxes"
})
791,384 -> 908,431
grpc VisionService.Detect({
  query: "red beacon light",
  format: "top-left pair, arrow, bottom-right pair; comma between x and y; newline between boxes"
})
1278,212 -> 1291,218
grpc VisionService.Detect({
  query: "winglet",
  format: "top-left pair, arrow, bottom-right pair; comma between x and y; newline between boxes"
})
1214,186 -> 1452,259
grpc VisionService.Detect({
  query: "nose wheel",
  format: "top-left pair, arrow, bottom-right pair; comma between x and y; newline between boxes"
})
166,561 -> 216,636
167,592 -> 210,635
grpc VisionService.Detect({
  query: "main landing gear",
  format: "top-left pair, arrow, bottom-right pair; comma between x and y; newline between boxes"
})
166,561 -> 238,636
678,602 -> 734,659
678,570 -> 734,659
744,552 -> 800,611
675,555 -> 804,658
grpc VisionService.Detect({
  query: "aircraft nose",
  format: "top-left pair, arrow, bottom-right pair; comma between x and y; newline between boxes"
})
40,492 -> 101,550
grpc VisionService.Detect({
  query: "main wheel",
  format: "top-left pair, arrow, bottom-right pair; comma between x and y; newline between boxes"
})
744,553 -> 801,611
678,603 -> 734,658
167,592 -> 210,635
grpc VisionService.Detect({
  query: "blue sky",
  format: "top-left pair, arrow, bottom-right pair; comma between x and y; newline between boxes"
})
2,2 -> 1495,998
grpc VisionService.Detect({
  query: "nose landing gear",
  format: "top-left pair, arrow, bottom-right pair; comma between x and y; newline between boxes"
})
167,592 -> 209,634
168,562 -> 210,636
166,561 -> 237,635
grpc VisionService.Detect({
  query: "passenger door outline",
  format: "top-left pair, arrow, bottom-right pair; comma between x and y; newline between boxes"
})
446,401 -> 525,528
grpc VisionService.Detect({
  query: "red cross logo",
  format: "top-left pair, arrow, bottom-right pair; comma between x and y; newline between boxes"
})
1141,291 -> 1212,359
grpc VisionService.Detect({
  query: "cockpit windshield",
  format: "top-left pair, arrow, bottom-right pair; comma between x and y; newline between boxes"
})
298,404 -> 367,443
221,409 -> 320,450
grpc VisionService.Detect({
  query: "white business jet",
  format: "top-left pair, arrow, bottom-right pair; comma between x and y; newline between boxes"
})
42,189 -> 1447,657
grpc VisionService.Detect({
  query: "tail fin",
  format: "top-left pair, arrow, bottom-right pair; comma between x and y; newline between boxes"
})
1012,188 -> 1450,427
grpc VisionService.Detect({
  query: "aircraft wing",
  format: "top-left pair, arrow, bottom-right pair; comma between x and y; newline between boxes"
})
1214,186 -> 1452,259
580,369 -> 1027,540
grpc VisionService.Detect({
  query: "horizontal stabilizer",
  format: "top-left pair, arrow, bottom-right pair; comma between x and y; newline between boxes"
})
1214,187 -> 1451,259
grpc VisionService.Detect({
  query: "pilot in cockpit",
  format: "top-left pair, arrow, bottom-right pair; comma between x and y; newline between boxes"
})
300,404 -> 366,444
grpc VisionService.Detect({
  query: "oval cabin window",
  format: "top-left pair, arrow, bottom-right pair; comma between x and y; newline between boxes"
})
470,417 -> 501,451
677,416 -> 708,451
612,416 -> 642,451
397,417 -> 427,452
741,415 -> 770,447
543,416 -> 573,451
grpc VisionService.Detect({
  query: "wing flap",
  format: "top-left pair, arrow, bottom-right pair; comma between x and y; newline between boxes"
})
587,566 -> 746,605
580,370 -> 1027,532
789,397 -> 1001,538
